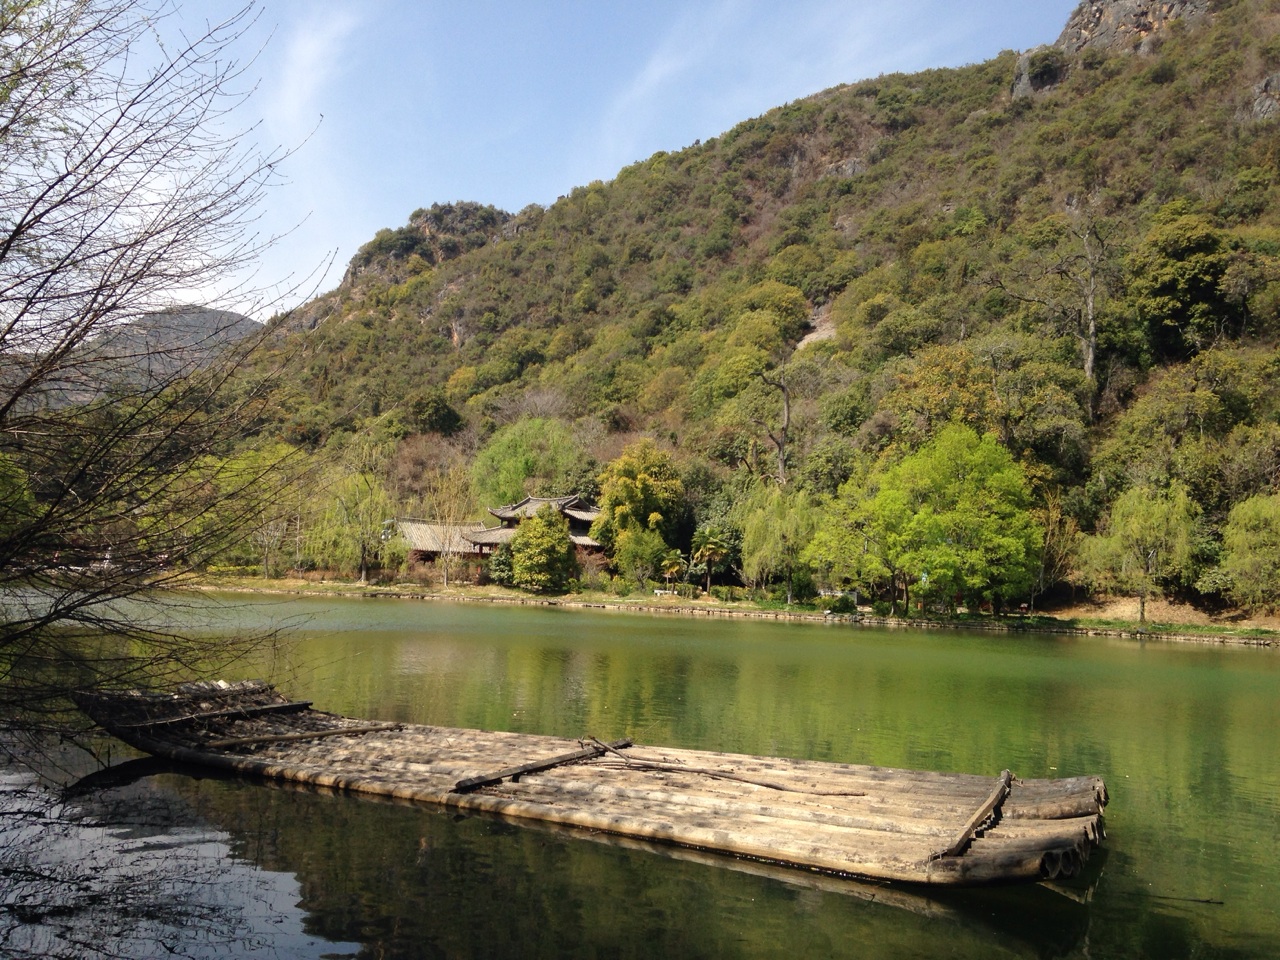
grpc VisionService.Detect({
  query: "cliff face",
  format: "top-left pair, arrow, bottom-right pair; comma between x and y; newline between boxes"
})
1014,1 -> 1214,97
1056,0 -> 1213,54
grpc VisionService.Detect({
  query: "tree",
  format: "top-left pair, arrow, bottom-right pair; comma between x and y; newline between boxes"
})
750,369 -> 792,485
1032,488 -> 1080,612
203,442 -> 308,578
307,438 -> 397,582
659,548 -> 686,590
812,426 -> 1041,613
691,526 -> 731,594
1127,208 -> 1234,355
614,526 -> 667,588
1079,483 -> 1200,623
740,484 -> 817,604
510,505 -> 577,592
470,418 -> 584,508
1220,493 -> 1280,612
422,464 -> 476,586
405,387 -> 463,436
590,440 -> 684,554
0,1 -> 297,723
993,207 -> 1119,408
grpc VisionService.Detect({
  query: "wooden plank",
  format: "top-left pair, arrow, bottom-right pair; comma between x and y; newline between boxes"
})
114,700 -> 313,730
453,738 -> 633,792
205,723 -> 401,749
933,769 -> 1013,860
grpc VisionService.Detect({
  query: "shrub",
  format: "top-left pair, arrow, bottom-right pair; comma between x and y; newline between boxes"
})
486,545 -> 514,586
826,593 -> 859,614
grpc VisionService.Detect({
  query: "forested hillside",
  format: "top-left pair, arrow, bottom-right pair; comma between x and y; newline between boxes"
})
234,0 -> 1280,615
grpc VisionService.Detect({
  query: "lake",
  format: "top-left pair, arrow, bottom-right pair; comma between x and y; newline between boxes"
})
4,594 -> 1278,959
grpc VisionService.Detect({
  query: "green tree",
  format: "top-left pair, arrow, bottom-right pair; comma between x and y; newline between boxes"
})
510,505 -> 577,592
471,418 -> 584,507
405,387 -> 463,436
1220,493 -> 1280,612
1079,483 -> 1200,622
1127,208 -> 1234,354
486,544 -> 515,586
203,442 -> 307,578
615,526 -> 668,588
308,438 -> 397,582
691,526 -> 731,594
659,548 -> 686,589
812,426 -> 1041,613
740,485 -> 818,604
591,440 -> 685,554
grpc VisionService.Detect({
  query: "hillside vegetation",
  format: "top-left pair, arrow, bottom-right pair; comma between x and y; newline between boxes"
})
233,0 -> 1280,616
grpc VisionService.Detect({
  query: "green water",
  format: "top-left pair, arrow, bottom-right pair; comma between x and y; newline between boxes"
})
24,596 -> 1280,958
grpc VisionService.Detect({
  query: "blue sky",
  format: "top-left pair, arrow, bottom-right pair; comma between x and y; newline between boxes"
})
174,0 -> 1078,307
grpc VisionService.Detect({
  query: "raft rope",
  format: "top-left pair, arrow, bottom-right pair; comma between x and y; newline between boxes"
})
587,737 -> 867,797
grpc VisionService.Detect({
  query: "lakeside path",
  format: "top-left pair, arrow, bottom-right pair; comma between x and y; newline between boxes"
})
188,579 -> 1275,648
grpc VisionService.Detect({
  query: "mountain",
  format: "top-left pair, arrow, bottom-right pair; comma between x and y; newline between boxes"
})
248,0 -> 1280,559
13,306 -> 260,410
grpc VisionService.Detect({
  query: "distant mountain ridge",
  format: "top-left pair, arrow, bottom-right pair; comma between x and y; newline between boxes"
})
36,306 -> 261,407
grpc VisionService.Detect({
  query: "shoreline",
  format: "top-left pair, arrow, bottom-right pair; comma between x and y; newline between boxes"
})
187,579 -> 1276,648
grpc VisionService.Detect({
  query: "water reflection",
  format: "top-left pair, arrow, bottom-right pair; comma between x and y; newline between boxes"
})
7,595 -> 1279,958
60,758 -> 1098,960
0,757 -> 360,959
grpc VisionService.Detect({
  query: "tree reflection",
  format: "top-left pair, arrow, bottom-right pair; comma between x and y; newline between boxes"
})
0,746 -> 356,960
35,755 -> 1098,960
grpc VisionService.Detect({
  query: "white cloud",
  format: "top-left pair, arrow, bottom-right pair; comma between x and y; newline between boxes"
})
264,7 -> 362,145
573,0 -> 744,184
571,0 -> 947,188
249,5 -> 367,304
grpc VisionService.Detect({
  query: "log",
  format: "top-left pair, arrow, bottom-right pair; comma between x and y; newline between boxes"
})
205,723 -> 402,749
933,769 -> 1013,859
116,700 -> 313,730
453,738 -> 634,792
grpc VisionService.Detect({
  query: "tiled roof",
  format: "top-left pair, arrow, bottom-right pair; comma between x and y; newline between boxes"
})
398,519 -> 489,553
489,495 -> 600,523
466,526 -> 515,545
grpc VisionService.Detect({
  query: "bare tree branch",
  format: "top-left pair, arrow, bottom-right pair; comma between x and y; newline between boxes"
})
0,1 -> 307,725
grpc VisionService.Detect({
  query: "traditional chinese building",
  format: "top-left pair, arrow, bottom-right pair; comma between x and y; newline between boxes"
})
398,495 -> 601,565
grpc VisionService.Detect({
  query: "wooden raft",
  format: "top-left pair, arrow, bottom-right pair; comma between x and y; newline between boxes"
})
73,681 -> 1108,886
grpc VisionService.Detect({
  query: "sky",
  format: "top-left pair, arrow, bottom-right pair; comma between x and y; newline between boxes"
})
171,0 -> 1079,310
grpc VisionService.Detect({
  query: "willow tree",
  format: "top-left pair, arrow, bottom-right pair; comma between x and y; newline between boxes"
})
1080,483 -> 1200,623
740,484 -> 817,604
0,1 -> 299,725
1221,493 -> 1280,612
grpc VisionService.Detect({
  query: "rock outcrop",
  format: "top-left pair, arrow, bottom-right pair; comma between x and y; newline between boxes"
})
1015,1 -> 1213,97
1056,1 -> 1213,55
1242,72 -> 1280,122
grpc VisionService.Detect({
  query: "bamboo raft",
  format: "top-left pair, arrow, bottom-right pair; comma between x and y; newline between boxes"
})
74,680 -> 1108,887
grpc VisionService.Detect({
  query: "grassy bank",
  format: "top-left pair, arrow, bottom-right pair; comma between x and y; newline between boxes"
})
186,576 -> 1278,647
